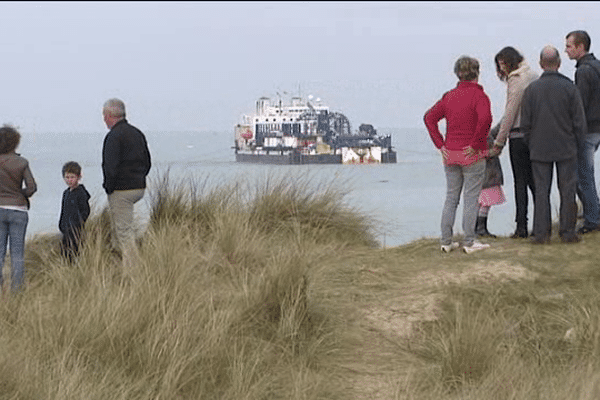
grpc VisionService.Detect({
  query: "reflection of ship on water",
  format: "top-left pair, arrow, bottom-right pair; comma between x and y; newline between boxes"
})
234,95 -> 397,164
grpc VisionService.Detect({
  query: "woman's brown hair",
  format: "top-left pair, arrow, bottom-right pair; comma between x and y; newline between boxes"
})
494,46 -> 524,81
0,125 -> 21,154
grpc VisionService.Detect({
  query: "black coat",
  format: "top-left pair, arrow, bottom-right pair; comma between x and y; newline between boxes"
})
521,71 -> 586,162
59,184 -> 91,234
102,119 -> 152,195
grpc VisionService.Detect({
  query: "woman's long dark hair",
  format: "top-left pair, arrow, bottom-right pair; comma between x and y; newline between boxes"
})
494,46 -> 524,81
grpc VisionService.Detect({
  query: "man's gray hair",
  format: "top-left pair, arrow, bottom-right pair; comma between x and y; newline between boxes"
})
103,98 -> 126,118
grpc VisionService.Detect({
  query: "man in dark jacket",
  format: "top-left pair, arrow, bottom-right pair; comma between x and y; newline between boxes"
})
102,98 -> 151,265
521,45 -> 587,244
565,30 -> 600,234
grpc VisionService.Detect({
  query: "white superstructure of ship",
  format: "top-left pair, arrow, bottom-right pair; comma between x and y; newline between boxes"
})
234,94 -> 396,165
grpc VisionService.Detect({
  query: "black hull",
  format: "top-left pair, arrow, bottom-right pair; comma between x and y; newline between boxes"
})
236,151 -> 397,165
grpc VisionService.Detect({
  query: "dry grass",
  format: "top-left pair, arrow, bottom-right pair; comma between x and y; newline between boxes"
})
1,172 -> 599,399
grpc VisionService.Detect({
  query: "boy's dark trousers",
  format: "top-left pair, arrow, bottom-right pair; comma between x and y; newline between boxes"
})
61,227 -> 82,262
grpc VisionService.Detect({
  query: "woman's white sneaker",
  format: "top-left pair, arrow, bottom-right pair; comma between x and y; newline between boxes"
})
463,241 -> 490,254
441,242 -> 460,253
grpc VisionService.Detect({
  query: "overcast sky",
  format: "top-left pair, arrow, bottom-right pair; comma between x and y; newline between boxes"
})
2,1 -> 600,134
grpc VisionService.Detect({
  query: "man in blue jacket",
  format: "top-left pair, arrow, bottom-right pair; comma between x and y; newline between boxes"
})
102,98 -> 151,266
565,30 -> 600,234
521,46 -> 586,244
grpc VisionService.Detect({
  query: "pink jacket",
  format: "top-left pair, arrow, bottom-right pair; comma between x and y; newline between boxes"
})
424,81 -> 492,154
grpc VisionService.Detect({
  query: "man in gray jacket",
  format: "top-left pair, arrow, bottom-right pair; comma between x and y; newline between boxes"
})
521,45 -> 587,244
566,30 -> 600,234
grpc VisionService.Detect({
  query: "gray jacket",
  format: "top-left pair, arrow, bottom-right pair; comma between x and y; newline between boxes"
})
575,53 -> 600,132
521,71 -> 586,162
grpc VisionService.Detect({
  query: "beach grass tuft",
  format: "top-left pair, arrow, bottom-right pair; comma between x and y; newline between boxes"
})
4,172 -> 600,399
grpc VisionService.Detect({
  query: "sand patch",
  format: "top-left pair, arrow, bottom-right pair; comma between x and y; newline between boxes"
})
364,261 -> 538,339
349,261 -> 539,399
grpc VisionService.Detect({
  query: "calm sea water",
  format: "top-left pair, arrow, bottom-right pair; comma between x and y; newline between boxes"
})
21,127 -> 569,248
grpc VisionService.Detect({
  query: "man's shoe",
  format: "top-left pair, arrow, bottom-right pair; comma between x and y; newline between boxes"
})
578,225 -> 600,234
441,242 -> 460,253
530,236 -> 550,245
463,241 -> 490,254
511,228 -> 528,239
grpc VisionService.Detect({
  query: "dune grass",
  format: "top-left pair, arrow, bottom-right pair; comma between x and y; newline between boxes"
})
1,172 -> 375,399
1,171 -> 600,399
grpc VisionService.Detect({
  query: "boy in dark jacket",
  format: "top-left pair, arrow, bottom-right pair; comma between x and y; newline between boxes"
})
59,161 -> 91,260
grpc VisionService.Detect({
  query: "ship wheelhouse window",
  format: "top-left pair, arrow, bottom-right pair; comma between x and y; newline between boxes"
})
282,123 -> 292,135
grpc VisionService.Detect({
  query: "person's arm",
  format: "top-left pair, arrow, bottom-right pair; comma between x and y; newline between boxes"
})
468,94 -> 492,150
78,190 -> 91,224
58,191 -> 66,233
21,162 -> 37,198
575,65 -> 597,112
520,87 -> 532,148
424,98 -> 447,149
572,86 -> 588,149
102,133 -> 119,195
143,135 -> 151,176
494,75 -> 528,148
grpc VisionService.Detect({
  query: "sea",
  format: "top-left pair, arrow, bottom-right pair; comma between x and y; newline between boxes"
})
21,127 -> 571,248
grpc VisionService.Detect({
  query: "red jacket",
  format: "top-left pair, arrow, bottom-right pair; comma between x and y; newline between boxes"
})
424,81 -> 492,152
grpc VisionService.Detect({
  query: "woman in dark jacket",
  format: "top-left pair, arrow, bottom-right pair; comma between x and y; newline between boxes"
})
0,125 -> 36,294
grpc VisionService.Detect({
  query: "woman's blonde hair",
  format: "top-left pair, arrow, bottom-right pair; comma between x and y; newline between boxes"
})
454,56 -> 480,81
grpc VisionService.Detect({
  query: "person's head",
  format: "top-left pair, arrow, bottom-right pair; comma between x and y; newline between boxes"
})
565,30 -> 590,60
494,46 -> 524,81
102,98 -> 126,129
62,161 -> 82,190
453,56 -> 480,82
0,125 -> 21,155
539,45 -> 561,72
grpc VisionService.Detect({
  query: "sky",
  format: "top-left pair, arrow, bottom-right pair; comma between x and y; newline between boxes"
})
1,1 -> 600,135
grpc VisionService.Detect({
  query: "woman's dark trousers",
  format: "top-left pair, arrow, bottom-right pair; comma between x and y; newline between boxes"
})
509,137 -> 535,232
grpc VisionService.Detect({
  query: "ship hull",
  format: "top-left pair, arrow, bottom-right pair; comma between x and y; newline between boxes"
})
235,151 -> 397,165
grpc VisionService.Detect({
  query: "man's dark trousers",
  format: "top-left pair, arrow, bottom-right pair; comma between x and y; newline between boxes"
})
531,158 -> 578,239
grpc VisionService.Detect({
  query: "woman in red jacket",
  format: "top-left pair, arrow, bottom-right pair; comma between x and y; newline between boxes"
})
424,56 -> 492,254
